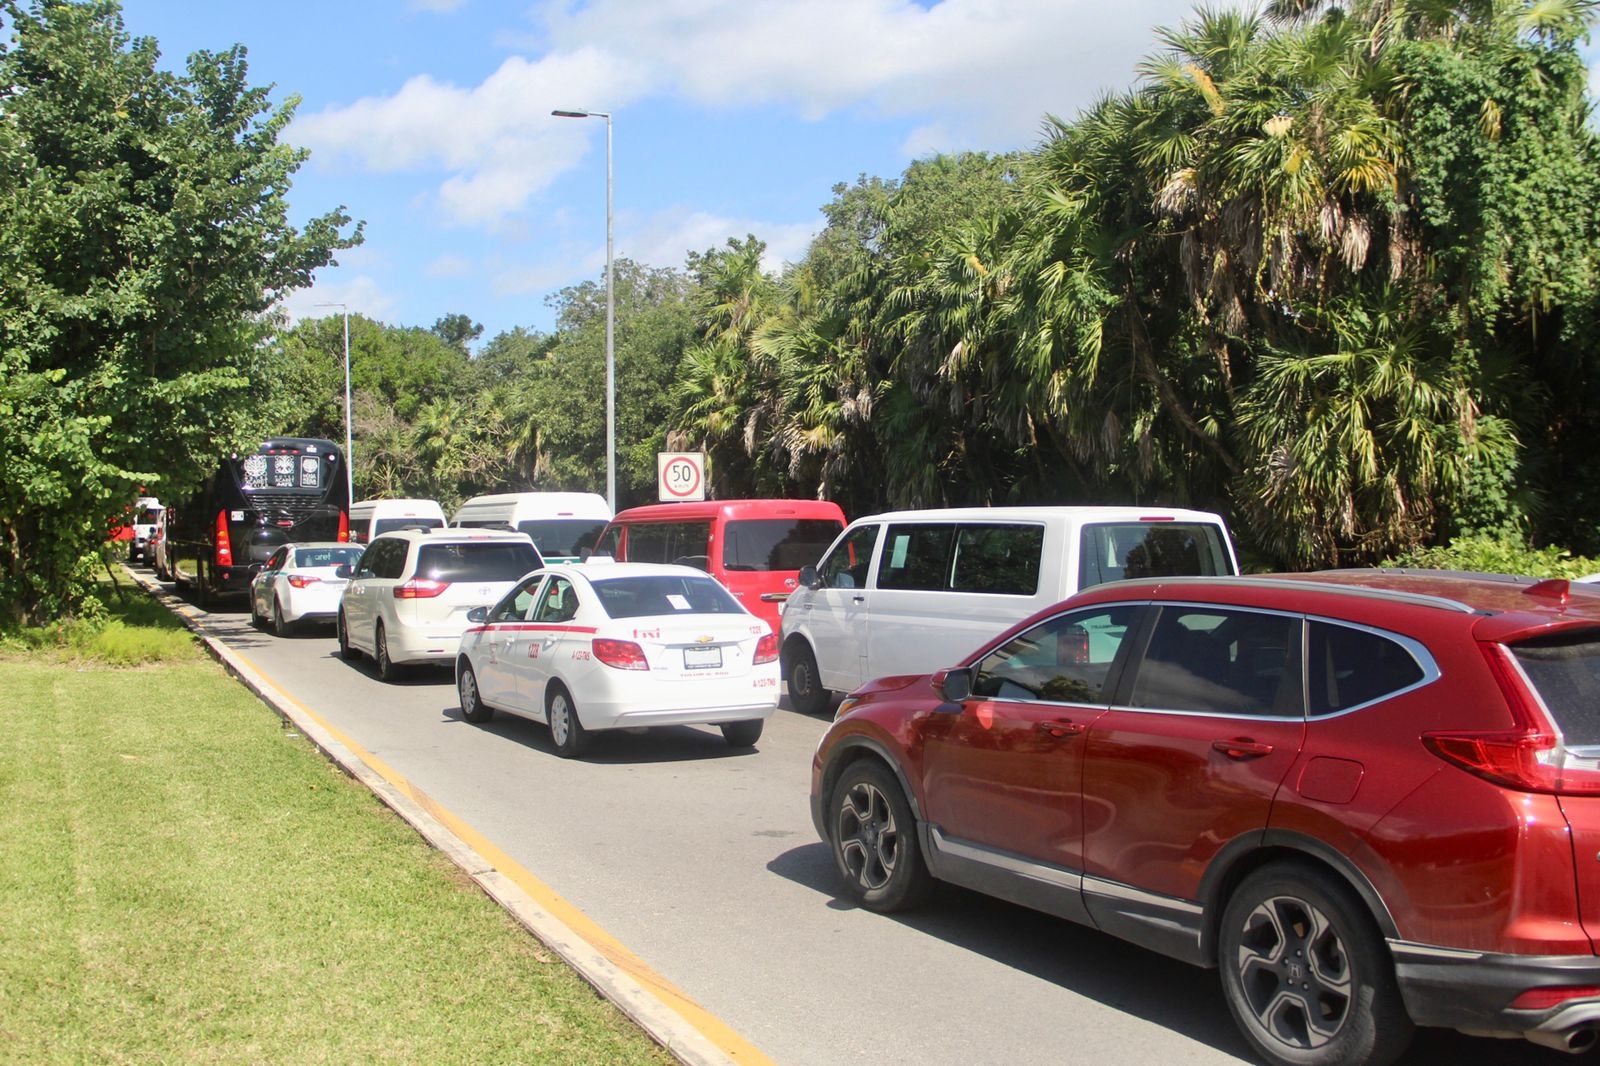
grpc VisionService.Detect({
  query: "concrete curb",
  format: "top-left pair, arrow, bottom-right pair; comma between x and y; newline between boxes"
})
127,567 -> 743,1066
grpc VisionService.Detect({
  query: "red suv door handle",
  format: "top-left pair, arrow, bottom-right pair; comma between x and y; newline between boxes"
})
1037,720 -> 1086,739
1213,738 -> 1274,759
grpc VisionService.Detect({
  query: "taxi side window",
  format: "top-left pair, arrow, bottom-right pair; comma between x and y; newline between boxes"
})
491,577 -> 542,623
533,577 -> 578,623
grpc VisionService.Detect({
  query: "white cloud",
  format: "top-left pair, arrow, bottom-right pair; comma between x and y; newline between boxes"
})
278,275 -> 399,326
539,0 -> 1190,143
425,254 -> 474,279
289,48 -> 649,224
288,0 -> 1192,231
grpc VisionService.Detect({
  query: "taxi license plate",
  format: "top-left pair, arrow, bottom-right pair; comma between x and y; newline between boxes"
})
684,646 -> 722,670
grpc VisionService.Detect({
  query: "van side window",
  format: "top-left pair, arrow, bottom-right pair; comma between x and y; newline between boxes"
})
818,524 -> 880,589
878,525 -> 955,591
1078,522 -> 1231,589
950,524 -> 1043,595
626,521 -> 712,566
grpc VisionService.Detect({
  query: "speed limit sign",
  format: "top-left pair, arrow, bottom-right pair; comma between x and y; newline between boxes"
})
657,451 -> 706,502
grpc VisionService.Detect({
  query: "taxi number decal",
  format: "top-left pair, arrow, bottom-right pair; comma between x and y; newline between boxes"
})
572,649 -> 592,661
528,645 -> 539,658
753,677 -> 777,688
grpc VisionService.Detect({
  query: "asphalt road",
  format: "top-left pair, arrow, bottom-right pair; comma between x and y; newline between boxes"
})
161,577 -> 1584,1066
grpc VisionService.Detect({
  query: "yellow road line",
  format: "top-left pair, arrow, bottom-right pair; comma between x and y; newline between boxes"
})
233,649 -> 775,1065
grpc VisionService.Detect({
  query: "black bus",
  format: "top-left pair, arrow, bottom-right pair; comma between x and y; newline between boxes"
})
165,437 -> 350,606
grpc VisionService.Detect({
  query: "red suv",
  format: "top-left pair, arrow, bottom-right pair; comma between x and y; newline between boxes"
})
810,570 -> 1600,1066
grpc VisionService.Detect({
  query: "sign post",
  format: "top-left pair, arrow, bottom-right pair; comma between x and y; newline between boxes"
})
657,452 -> 706,502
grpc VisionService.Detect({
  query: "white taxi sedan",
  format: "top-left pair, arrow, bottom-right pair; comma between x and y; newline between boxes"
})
250,542 -> 367,636
455,561 -> 780,757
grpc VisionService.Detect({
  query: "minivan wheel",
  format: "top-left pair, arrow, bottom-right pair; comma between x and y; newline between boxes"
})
828,760 -> 930,912
457,662 -> 494,724
336,611 -> 361,661
547,684 -> 590,758
785,641 -> 831,716
720,719 -> 764,748
374,623 -> 401,682
1218,864 -> 1413,1066
272,597 -> 293,638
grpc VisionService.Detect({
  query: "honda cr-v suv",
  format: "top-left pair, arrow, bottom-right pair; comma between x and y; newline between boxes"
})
811,570 -> 1600,1065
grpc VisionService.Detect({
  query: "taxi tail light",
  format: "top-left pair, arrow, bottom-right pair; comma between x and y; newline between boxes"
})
393,579 -> 449,599
1421,644 -> 1600,796
287,575 -> 320,589
593,638 -> 649,670
214,510 -> 233,567
753,632 -> 779,665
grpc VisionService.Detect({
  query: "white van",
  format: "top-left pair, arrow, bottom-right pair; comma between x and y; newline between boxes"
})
452,492 -> 612,563
348,499 -> 447,544
779,505 -> 1239,713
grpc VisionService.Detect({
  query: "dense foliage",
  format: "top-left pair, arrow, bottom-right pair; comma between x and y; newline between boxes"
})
0,0 -> 358,622
19,0 -> 1600,624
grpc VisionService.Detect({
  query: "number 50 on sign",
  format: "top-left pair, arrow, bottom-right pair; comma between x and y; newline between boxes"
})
657,452 -> 706,502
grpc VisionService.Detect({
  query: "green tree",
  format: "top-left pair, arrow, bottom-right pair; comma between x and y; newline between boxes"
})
0,0 -> 359,623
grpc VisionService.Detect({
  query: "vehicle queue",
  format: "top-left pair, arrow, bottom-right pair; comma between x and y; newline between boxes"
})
133,490 -> 1600,1066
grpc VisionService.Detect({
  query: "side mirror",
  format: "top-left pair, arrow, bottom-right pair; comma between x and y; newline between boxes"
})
933,666 -> 973,704
334,563 -> 353,579
466,606 -> 489,624
798,564 -> 822,591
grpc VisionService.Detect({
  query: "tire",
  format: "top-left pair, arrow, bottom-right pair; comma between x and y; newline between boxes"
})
827,759 -> 930,912
457,661 -> 495,724
249,593 -> 265,629
194,563 -> 213,611
374,622 -> 402,682
272,597 -> 293,638
720,719 -> 764,748
336,610 -> 361,661
1218,863 -> 1414,1066
785,640 -> 831,716
546,684 -> 590,758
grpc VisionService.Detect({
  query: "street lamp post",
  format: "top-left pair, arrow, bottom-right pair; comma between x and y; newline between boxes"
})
316,302 -> 355,504
552,107 -> 615,512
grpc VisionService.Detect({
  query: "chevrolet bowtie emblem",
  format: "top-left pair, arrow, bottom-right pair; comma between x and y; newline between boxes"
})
696,635 -> 714,644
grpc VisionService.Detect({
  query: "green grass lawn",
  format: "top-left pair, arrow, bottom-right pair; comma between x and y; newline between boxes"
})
0,645 -> 674,1064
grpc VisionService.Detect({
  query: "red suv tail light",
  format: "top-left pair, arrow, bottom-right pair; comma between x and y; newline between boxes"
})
1422,644 -> 1600,795
754,632 -> 779,664
593,638 -> 649,670
338,509 -> 350,543
393,579 -> 449,599
1508,986 -> 1600,1011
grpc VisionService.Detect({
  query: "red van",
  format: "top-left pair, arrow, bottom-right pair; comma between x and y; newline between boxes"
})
593,499 -> 846,633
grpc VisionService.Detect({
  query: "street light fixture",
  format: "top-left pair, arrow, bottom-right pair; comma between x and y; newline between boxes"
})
552,107 -> 615,511
315,302 -> 355,505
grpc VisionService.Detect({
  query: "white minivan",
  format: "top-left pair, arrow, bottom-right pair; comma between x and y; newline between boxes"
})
348,498 -> 447,543
779,505 -> 1239,714
453,492 -> 612,563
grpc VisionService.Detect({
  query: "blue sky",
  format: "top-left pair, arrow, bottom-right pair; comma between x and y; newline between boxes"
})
114,1 -> 1600,347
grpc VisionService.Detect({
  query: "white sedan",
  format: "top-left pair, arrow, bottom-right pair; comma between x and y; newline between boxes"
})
250,542 -> 367,636
454,561 -> 780,757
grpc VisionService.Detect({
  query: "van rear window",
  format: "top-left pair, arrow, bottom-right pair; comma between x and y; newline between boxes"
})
1078,522 -> 1232,589
417,542 -> 542,583
518,518 -> 608,558
374,517 -> 444,537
